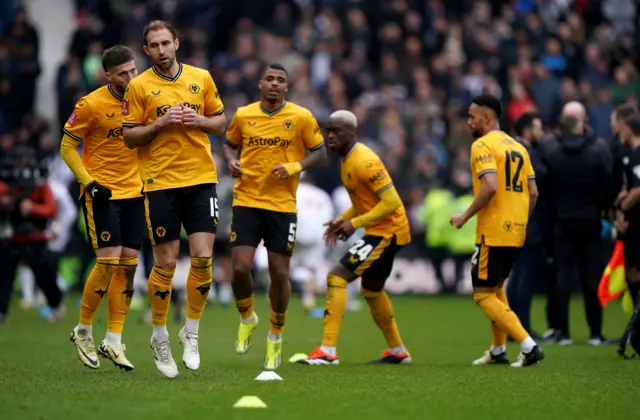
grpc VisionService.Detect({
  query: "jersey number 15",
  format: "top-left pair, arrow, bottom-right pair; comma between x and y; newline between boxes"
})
504,150 -> 524,193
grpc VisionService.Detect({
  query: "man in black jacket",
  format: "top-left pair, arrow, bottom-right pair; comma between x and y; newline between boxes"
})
507,113 -> 546,338
545,115 -> 616,346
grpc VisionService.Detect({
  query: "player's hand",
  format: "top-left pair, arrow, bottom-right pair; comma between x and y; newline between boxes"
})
323,219 -> 341,247
182,106 -> 203,127
333,220 -> 356,241
228,159 -> 242,177
271,162 -> 302,179
156,103 -> 184,128
19,199 -> 34,216
324,232 -> 338,248
450,213 -> 467,229
86,181 -> 112,203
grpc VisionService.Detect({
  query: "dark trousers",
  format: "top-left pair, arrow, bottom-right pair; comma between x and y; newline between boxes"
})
507,243 -> 545,333
0,241 -> 62,316
544,255 -> 558,331
428,246 -> 449,292
453,252 -> 472,290
554,220 -> 603,337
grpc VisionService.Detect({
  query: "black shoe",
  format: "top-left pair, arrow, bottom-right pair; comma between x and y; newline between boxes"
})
517,345 -> 544,367
369,349 -> 412,365
549,330 -> 573,345
472,350 -> 510,365
540,329 -> 556,343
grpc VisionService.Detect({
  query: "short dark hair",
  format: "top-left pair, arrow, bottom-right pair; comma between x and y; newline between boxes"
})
471,94 -> 503,119
615,103 -> 638,121
514,112 -> 540,137
101,45 -> 134,72
143,20 -> 177,46
625,114 -> 640,137
263,63 -> 288,78
560,115 -> 581,135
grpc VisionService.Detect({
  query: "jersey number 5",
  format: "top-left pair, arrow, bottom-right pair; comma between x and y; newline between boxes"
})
504,150 -> 524,192
288,223 -> 297,243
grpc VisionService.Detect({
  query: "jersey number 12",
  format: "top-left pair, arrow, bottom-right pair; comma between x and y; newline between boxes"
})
504,150 -> 524,192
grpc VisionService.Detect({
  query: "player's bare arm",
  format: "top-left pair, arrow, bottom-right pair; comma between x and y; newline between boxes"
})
183,107 -> 226,135
621,187 -> 640,212
222,141 -> 242,177
450,172 -> 498,229
528,178 -> 539,217
123,105 -> 183,148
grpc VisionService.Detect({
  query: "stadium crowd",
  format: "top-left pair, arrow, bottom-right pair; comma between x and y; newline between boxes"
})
1,0 -> 639,339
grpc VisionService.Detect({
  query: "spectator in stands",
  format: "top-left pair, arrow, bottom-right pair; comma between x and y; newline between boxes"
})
2,6 -> 39,131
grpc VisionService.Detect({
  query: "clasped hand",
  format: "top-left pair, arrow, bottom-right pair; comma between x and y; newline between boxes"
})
157,102 -> 203,128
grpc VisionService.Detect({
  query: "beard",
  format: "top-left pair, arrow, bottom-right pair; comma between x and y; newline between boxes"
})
265,96 -> 277,104
471,128 -> 484,138
156,56 -> 174,70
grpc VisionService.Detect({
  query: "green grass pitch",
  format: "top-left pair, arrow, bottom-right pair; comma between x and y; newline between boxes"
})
0,294 -> 637,419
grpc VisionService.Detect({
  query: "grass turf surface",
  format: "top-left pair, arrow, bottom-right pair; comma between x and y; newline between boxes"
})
0,294 -> 637,420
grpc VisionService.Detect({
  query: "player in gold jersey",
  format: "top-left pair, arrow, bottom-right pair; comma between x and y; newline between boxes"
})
297,110 -> 412,366
223,64 -> 327,370
122,21 -> 226,379
450,94 -> 544,367
61,45 -> 141,372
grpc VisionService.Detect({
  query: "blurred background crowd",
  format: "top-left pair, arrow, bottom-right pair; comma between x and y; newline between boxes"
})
1,0 -> 639,325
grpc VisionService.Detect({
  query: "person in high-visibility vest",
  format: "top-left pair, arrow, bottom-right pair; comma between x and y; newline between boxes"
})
448,166 -> 476,292
419,183 -> 454,293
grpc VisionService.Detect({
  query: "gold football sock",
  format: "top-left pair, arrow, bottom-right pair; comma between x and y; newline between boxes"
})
148,265 -> 175,327
235,296 -> 254,321
269,310 -> 286,336
474,292 -> 529,343
362,288 -> 403,349
321,274 -> 348,347
107,256 -> 137,334
79,257 -> 119,326
186,257 -> 212,321
490,287 -> 508,346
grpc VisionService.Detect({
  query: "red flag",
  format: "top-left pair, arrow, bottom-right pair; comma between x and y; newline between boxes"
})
598,240 -> 626,307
